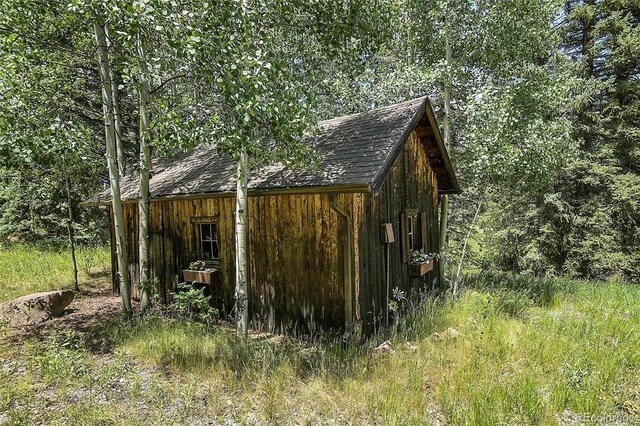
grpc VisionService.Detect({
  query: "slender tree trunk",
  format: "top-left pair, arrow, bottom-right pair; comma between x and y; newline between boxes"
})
136,32 -> 152,312
439,21 -> 452,286
443,35 -> 451,148
235,149 -> 249,338
27,179 -> 35,234
62,152 -> 79,292
94,21 -> 133,319
235,0 -> 251,338
104,24 -> 125,177
453,200 -> 482,297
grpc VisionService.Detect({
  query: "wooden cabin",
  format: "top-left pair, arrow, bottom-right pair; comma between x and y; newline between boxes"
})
90,97 -> 459,334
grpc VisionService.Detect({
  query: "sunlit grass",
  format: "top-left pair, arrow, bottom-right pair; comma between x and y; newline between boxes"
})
107,274 -> 640,424
0,244 -> 110,302
1,270 -> 640,424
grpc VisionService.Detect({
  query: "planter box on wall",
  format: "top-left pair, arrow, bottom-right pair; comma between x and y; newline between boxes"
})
408,260 -> 434,277
182,269 -> 217,285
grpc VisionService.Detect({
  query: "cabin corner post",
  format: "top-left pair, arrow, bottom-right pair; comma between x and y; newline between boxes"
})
329,194 -> 354,336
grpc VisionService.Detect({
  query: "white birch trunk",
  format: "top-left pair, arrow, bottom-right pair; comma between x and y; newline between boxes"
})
136,32 -> 152,312
235,149 -> 249,338
453,200 -> 483,296
93,22 -> 133,319
439,18 -> 452,285
104,24 -> 125,177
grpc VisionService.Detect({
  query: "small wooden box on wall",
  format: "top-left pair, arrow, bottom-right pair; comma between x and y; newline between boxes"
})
408,259 -> 434,277
182,269 -> 218,285
380,223 -> 395,244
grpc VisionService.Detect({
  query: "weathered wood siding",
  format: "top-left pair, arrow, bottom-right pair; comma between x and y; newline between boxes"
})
119,193 -> 362,333
112,130 -> 440,334
356,131 -> 440,330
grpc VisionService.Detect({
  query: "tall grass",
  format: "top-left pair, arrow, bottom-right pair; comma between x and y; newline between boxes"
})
110,274 -> 640,424
2,269 -> 640,424
0,244 -> 110,302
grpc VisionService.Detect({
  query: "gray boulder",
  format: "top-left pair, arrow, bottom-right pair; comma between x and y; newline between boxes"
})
1,290 -> 74,327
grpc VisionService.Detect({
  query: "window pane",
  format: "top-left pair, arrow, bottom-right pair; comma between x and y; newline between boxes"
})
211,240 -> 219,259
202,224 -> 211,241
198,223 -> 219,259
408,216 -> 414,250
201,241 -> 213,259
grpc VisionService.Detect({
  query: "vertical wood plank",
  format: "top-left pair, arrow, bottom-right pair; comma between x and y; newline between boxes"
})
421,211 -> 428,252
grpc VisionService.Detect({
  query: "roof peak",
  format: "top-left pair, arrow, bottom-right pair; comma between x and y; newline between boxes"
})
319,97 -> 427,126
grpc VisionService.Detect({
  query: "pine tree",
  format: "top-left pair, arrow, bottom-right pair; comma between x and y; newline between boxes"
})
536,0 -> 640,280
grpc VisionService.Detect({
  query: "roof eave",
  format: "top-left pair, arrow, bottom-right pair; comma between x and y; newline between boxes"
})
370,97 -> 461,196
424,99 -> 461,195
438,188 -> 461,195
81,182 -> 373,207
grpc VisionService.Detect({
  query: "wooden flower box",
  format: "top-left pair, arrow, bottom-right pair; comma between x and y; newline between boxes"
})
182,269 -> 217,285
408,259 -> 433,277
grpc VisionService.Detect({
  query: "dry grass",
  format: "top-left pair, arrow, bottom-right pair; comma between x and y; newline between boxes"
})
1,250 -> 640,425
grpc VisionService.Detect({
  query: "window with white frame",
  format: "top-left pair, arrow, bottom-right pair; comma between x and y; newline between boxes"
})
401,210 -> 422,263
199,223 -> 219,260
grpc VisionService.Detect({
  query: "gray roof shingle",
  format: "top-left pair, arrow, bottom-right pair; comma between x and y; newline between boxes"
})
89,96 -> 457,204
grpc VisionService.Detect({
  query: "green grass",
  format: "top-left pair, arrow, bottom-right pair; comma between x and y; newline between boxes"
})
1,266 -> 640,424
0,244 -> 110,302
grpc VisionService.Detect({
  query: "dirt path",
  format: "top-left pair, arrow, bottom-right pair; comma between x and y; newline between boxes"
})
51,283 -> 125,332
1,275 -> 128,346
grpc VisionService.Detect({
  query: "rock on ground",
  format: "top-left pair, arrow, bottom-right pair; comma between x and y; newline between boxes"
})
1,290 -> 74,327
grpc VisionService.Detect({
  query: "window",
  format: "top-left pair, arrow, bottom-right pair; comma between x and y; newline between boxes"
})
199,223 -> 219,260
401,210 -> 426,263
407,215 -> 415,251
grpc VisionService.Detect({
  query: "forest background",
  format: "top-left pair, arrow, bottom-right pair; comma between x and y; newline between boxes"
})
1,0 -> 638,283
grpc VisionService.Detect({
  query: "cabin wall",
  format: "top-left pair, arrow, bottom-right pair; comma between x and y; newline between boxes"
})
357,131 -> 440,330
118,192 -> 362,334
110,130 -> 440,334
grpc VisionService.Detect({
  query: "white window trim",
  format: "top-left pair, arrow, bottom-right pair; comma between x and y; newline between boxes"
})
199,223 -> 219,260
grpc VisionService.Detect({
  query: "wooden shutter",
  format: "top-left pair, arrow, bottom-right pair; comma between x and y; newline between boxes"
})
401,213 -> 410,263
421,211 -> 428,251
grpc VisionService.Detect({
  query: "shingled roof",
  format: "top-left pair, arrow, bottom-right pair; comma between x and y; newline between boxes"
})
88,96 -> 459,204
